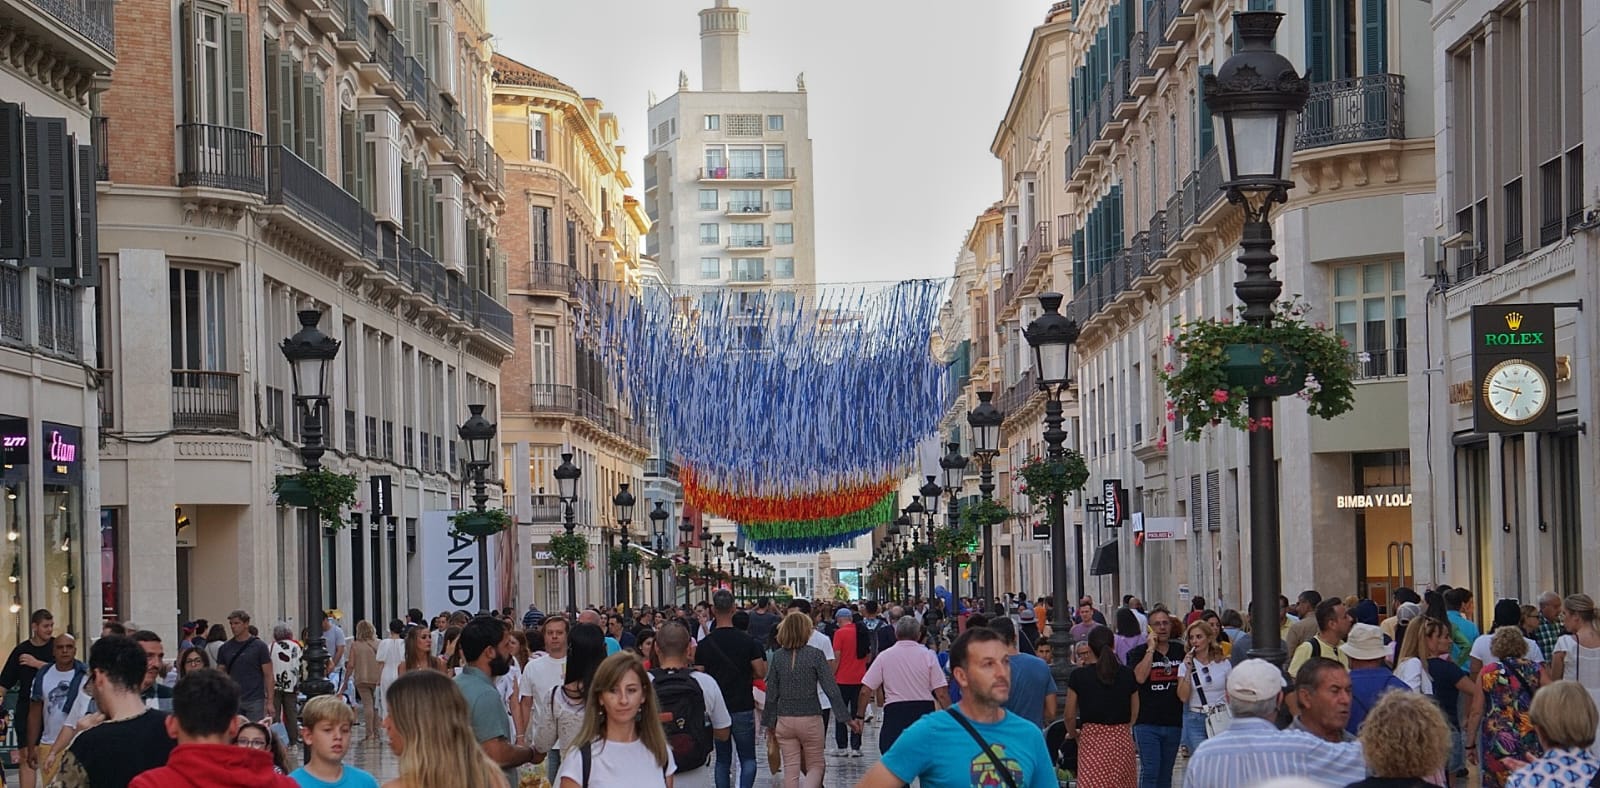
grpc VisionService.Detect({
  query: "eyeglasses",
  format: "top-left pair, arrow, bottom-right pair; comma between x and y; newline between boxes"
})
236,738 -> 269,749
183,657 -> 205,666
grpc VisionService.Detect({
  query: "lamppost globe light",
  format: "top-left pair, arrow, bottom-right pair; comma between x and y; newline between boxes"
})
456,404 -> 496,468
1204,12 -> 1310,207
919,476 -> 942,515
279,310 -> 341,403
612,483 -> 635,525
904,495 -> 925,517
939,441 -> 968,491
649,501 -> 669,533
554,453 -> 581,502
966,391 -> 1003,457
1025,293 -> 1080,388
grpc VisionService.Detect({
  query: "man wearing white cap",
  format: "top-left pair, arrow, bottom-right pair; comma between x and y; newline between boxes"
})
1181,659 -> 1366,788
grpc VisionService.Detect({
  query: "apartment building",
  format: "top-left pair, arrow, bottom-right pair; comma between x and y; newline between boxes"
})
0,0 -> 114,640
93,0 -> 510,638
1061,0 -> 1434,610
490,54 -> 663,611
1411,0 -> 1595,607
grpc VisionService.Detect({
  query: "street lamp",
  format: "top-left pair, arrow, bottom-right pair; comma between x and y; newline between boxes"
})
939,441 -> 968,611
1204,10 -> 1309,668
1024,291 -> 1081,704
700,526 -> 713,603
554,452 -> 582,613
905,495 -> 926,599
650,502 -> 669,607
612,483 -> 635,608
967,390 -> 1004,612
678,517 -> 695,605
279,309 -> 340,704
919,475 -> 942,602
457,404 -> 497,614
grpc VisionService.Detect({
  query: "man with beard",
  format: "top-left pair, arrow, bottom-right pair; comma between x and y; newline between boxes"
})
855,627 -> 1056,788
456,616 -> 540,786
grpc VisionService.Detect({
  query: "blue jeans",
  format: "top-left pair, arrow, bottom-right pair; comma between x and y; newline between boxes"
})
715,709 -> 757,788
1132,723 -> 1181,788
1180,708 -> 1209,753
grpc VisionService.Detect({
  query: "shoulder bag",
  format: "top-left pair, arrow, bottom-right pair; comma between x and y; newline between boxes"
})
1190,659 -> 1232,737
946,708 -> 1021,788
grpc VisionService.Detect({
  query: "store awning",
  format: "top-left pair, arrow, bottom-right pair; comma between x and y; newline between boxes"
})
1090,538 -> 1119,576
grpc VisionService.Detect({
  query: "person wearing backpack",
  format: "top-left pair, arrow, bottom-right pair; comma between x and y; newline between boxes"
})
650,622 -> 730,788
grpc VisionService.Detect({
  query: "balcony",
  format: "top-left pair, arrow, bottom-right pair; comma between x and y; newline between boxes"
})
305,0 -> 346,36
0,264 -> 22,345
90,115 -> 108,180
1146,0 -> 1182,69
726,236 -> 772,252
729,266 -> 769,283
469,291 -> 514,345
645,458 -> 681,481
1021,221 -> 1051,283
1,0 -> 115,72
177,124 -> 265,193
529,384 -> 651,447
997,370 -> 1038,416
527,494 -> 564,523
334,0 -> 371,59
528,261 -> 578,295
171,370 -> 240,430
1352,347 -> 1407,381
264,145 -> 362,251
726,201 -> 771,217
697,167 -> 797,183
1295,75 -> 1406,150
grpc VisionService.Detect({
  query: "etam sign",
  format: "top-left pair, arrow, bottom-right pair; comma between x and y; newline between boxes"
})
416,510 -> 499,612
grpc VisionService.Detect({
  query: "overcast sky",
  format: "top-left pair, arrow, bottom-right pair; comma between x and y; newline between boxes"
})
488,0 -> 1050,285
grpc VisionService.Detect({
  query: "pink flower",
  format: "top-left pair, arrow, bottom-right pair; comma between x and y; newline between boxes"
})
1220,318 -> 1232,325
1166,411 -> 1177,422
1263,375 -> 1278,386
1164,333 -> 1175,346
1163,362 -> 1176,373
1340,338 -> 1350,348
1211,389 -> 1230,404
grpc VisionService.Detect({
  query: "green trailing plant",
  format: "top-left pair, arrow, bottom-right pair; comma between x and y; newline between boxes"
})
674,561 -> 697,577
1159,300 -> 1358,441
908,542 -> 940,565
934,522 -> 980,559
548,532 -> 588,565
272,470 -> 359,529
448,508 -> 511,538
647,556 -> 674,573
960,498 -> 1013,528
609,546 -> 641,568
1015,452 -> 1090,513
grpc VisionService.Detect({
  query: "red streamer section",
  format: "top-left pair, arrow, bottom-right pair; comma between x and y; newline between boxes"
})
682,467 -> 898,524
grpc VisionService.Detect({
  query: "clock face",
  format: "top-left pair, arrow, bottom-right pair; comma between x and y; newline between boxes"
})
1483,360 -> 1549,425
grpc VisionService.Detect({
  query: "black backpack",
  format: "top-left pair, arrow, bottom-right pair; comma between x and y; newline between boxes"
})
650,667 -> 714,770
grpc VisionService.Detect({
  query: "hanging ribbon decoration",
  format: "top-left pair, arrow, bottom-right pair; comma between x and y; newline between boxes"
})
683,470 -> 899,524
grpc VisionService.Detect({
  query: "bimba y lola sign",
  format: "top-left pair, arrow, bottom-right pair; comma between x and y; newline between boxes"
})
1471,304 -> 1557,433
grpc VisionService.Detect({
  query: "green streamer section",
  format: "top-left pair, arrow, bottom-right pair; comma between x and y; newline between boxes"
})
737,492 -> 898,540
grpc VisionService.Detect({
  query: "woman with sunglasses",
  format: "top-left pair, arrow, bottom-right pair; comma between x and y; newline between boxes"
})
1175,619 -> 1231,757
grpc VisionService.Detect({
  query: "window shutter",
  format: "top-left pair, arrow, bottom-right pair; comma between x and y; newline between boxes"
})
181,3 -> 199,124
1249,0 -> 1275,9
75,142 -> 99,287
23,117 -> 73,270
1205,470 -> 1221,532
1362,0 -> 1387,75
1197,65 -> 1215,155
1189,475 -> 1202,533
1306,0 -> 1330,84
301,74 -> 324,169
1109,1 -> 1125,65
225,14 -> 250,128
341,111 -> 358,195
276,53 -> 296,149
0,102 -> 24,260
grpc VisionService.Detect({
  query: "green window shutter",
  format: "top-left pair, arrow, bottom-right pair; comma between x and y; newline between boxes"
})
278,55 -> 297,150
300,74 -> 323,169
1111,185 -> 1124,249
224,14 -> 250,128
1362,0 -> 1387,75
1197,65 -> 1215,155
1109,2 -> 1126,66
263,40 -> 279,145
340,111 -> 358,195
23,117 -> 73,270
180,3 -> 198,124
75,142 -> 99,287
0,103 -> 25,260
1306,0 -> 1330,84
1249,0 -> 1274,9
1073,229 -> 1085,288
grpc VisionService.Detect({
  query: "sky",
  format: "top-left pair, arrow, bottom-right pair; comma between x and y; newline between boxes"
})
487,0 -> 1051,285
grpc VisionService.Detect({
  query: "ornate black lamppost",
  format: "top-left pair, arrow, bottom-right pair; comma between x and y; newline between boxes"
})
1024,291 -> 1081,701
678,517 -> 694,605
611,483 -> 635,608
554,452 -> 582,613
939,441 -> 968,610
279,309 -> 340,703
904,496 -> 925,598
700,527 -> 713,603
1203,10 -> 1309,668
650,502 -> 669,607
966,391 -> 1003,611
457,404 -> 497,613
918,476 -> 942,600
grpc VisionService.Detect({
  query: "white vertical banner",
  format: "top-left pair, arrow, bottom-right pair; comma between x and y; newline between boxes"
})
417,511 -> 500,613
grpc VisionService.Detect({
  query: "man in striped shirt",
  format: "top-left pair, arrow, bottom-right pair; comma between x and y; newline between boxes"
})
1182,659 -> 1367,788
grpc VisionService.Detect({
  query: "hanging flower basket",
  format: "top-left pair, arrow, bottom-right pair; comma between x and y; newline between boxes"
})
1159,300 -> 1357,441
674,562 -> 697,578
609,546 -> 641,568
934,522 -> 980,559
960,499 -> 1013,528
449,509 -> 511,538
548,532 -> 587,565
647,556 -> 674,573
272,470 -> 359,530
1015,452 -> 1090,514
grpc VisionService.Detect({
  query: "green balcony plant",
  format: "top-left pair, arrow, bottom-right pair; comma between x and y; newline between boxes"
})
449,508 -> 511,538
271,470 -> 359,529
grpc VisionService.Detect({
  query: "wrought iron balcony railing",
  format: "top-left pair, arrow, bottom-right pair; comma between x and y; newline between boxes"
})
1295,75 -> 1406,150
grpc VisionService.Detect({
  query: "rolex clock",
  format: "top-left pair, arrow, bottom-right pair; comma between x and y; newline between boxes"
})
1481,359 -> 1549,426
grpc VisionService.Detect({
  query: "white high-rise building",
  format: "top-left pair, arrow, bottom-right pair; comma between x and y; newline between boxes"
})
643,0 -> 817,294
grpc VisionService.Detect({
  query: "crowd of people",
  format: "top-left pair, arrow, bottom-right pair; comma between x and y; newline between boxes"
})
0,583 -> 1596,787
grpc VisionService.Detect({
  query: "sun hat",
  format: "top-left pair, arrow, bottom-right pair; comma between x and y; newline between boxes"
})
1340,623 -> 1390,661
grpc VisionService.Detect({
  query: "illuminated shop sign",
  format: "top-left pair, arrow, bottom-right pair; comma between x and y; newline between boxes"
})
1335,493 -> 1412,509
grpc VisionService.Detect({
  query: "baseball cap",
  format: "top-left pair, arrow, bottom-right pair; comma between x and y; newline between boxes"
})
1396,601 -> 1423,624
835,607 -> 853,621
1226,658 -> 1286,702
1018,607 -> 1037,623
1340,623 -> 1389,661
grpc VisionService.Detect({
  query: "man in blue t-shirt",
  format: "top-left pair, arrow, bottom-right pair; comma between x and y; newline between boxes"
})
988,617 -> 1058,727
855,627 -> 1056,788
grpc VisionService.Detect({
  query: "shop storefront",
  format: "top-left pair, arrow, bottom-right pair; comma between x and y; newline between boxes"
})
1347,451 -> 1413,611
0,417 -> 86,637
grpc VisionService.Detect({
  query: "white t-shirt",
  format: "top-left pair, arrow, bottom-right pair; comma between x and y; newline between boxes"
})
1394,656 -> 1433,695
519,654 -> 568,705
555,738 -> 675,788
1556,635 -> 1600,688
36,665 -> 91,745
1469,633 -> 1544,668
1176,658 -> 1232,711
648,669 -> 731,788
808,629 -> 836,710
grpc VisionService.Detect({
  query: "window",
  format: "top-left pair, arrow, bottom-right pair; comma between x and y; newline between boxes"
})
1332,261 -> 1406,379
730,224 -> 764,246
774,223 -> 794,244
774,257 -> 795,278
729,189 -> 762,212
765,147 -> 786,178
181,3 -> 248,127
530,206 -> 552,261
699,257 -> 720,279
264,40 -> 324,168
729,147 -> 762,177
774,291 -> 796,313
530,113 -> 547,160
699,223 -> 719,244
773,189 -> 793,210
704,147 -> 725,176
726,114 -> 761,136
698,189 -> 718,210
703,115 -> 720,131
169,267 -> 228,371
531,327 -> 554,385
1304,0 -> 1386,83
732,258 -> 764,281
767,114 -> 784,131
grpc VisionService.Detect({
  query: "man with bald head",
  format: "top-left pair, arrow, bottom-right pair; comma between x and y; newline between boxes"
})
27,633 -> 89,771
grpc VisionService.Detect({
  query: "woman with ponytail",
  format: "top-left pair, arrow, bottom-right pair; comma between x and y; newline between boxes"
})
1552,593 -> 1600,755
1065,625 -> 1139,787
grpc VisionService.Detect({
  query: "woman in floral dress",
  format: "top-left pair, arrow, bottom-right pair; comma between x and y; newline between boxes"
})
1480,627 -> 1544,787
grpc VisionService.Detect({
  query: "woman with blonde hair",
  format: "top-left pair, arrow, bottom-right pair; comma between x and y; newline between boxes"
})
1346,690 -> 1452,787
1175,619 -> 1230,755
1507,680 -> 1600,786
763,610 -> 846,788
1480,626 -> 1545,787
1551,593 -> 1600,755
556,651 -> 674,787
381,669 -> 507,788
349,620 -> 383,740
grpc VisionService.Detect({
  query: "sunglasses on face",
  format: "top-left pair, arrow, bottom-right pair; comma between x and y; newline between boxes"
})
237,738 -> 269,749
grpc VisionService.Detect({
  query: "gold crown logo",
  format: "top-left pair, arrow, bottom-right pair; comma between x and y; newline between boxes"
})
1505,311 -> 1524,331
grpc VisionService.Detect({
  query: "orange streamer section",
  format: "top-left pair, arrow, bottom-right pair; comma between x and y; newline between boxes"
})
681,468 -> 898,524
